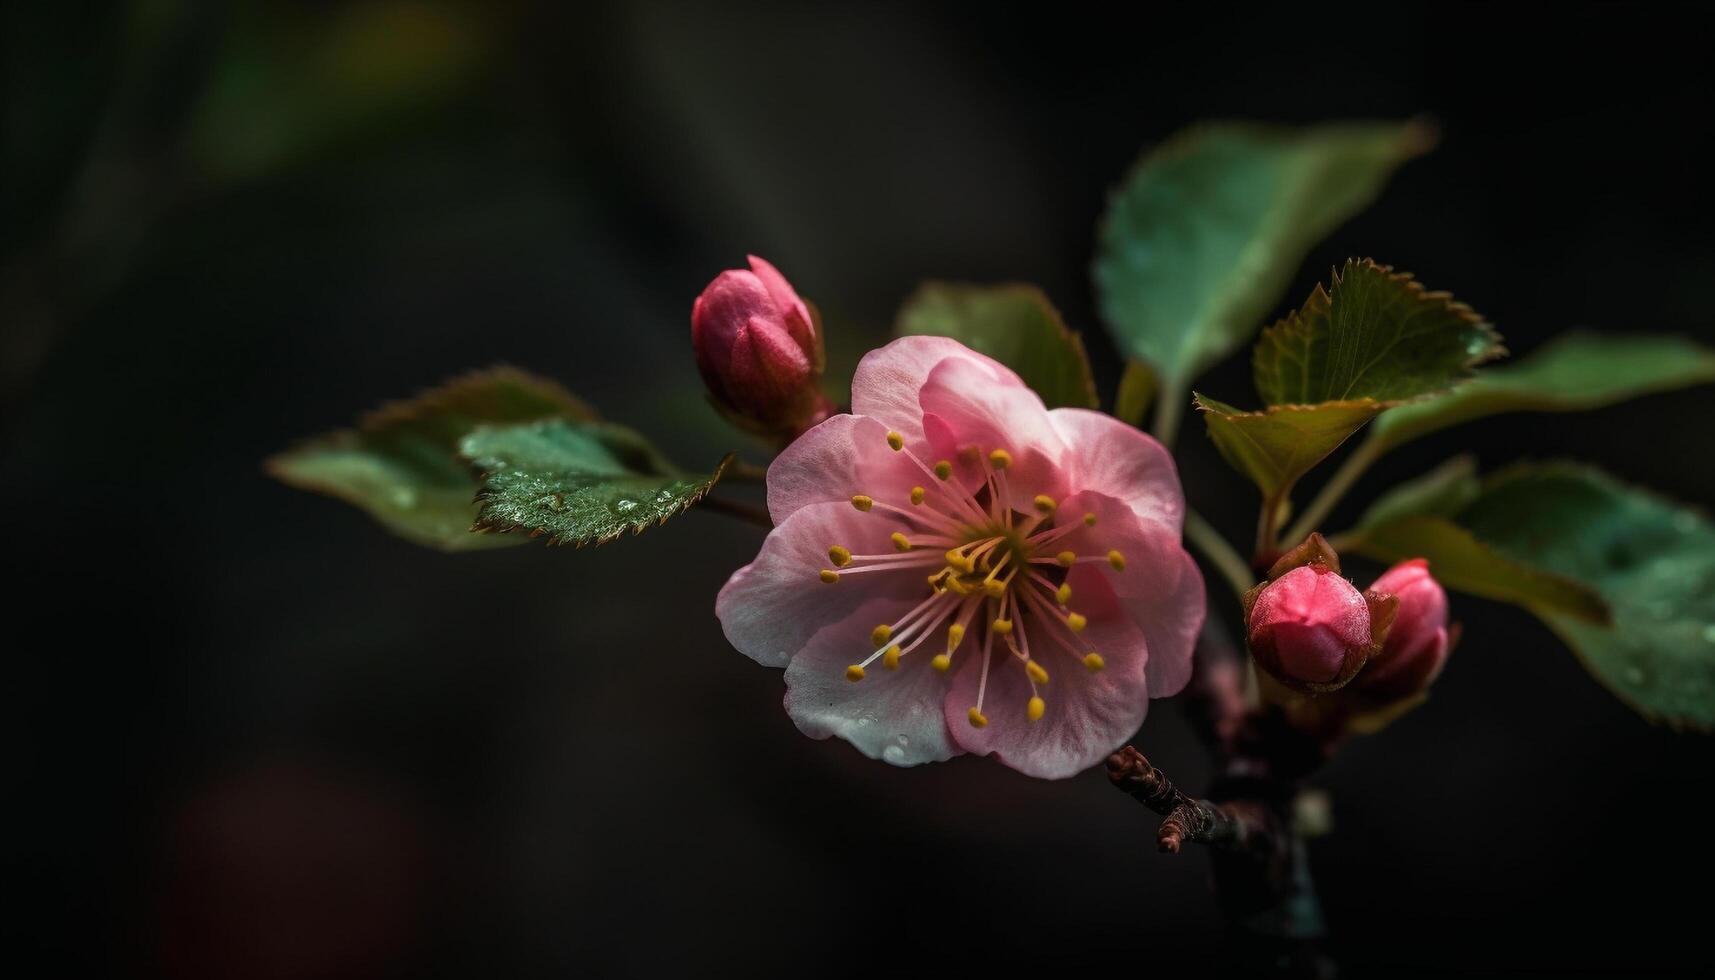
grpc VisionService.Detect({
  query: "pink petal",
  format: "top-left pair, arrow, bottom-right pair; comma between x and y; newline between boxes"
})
746,255 -> 815,359
849,335 -> 1026,449
918,356 -> 1069,510
1047,408 -> 1185,534
943,602 -> 1150,780
690,269 -> 772,387
716,500 -> 916,668
765,414 -> 925,526
783,600 -> 961,767
1057,490 -> 1205,697
725,316 -> 813,419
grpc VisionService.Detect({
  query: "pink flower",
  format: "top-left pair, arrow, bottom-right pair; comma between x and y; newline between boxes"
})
715,336 -> 1205,779
1358,559 -> 1452,700
1247,565 -> 1371,692
691,255 -> 832,438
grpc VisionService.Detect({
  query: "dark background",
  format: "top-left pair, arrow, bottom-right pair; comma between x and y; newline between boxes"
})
7,2 -> 1714,976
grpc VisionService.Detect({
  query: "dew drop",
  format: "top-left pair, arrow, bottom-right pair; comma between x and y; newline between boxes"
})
882,745 -> 906,764
1701,624 -> 1715,645
612,498 -> 638,514
391,487 -> 418,508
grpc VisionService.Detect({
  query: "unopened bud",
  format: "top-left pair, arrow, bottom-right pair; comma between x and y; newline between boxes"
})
1247,565 -> 1373,693
1358,559 -> 1454,701
691,255 -> 831,439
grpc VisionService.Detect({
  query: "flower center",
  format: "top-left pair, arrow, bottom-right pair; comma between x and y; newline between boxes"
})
815,430 -> 1126,727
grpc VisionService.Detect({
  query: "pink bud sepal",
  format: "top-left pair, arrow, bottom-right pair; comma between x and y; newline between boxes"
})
1242,534 -> 1398,695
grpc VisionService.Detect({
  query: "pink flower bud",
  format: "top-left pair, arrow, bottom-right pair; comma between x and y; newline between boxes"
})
1358,559 -> 1452,700
691,255 -> 831,438
1247,565 -> 1372,692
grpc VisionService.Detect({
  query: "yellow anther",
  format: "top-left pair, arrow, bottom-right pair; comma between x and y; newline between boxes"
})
945,549 -> 974,572
934,460 -> 953,480
886,430 -> 905,451
819,569 -> 840,584
891,532 -> 912,552
982,579 -> 1006,598
1083,512 -> 1097,527
1033,494 -> 1057,514
992,618 -> 1014,635
850,495 -> 873,512
1026,661 -> 1050,685
845,665 -> 865,682
871,624 -> 893,647
910,486 -> 927,505
1083,652 -> 1106,672
1027,696 -> 1046,722
1108,549 -> 1126,571
967,707 -> 989,728
1056,583 -> 1073,605
932,653 -> 952,672
947,623 -> 966,647
828,545 -> 853,567
883,645 -> 902,670
927,572 -> 946,592
946,577 -> 972,596
1057,550 -> 1077,567
1066,612 -> 1088,633
988,448 -> 1012,469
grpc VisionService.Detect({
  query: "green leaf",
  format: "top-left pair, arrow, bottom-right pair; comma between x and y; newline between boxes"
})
1346,513 -> 1608,624
1253,259 -> 1503,405
1457,464 -> 1715,729
461,419 -> 733,546
1094,119 -> 1435,390
1353,455 -> 1480,531
268,368 -> 593,550
1113,359 -> 1157,427
1347,461 -> 1715,729
1195,394 -> 1383,505
1368,332 -> 1715,453
895,282 -> 1099,409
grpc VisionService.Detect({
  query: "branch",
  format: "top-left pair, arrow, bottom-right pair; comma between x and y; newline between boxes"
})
1105,747 -> 1276,855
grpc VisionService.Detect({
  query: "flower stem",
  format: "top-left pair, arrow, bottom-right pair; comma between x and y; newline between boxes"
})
1279,436 -> 1382,550
726,459 -> 770,483
1151,380 -> 1187,451
1185,509 -> 1255,600
698,495 -> 773,529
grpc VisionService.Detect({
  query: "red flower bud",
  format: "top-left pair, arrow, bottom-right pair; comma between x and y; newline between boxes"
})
1358,558 -> 1453,701
691,255 -> 831,439
1247,565 -> 1372,692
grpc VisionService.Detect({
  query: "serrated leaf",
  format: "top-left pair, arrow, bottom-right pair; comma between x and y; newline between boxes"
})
1195,394 -> 1383,505
1094,120 -> 1434,390
1253,259 -> 1503,406
1456,464 -> 1715,730
895,282 -> 1098,409
268,368 -> 593,551
461,419 -> 733,546
1367,332 -> 1715,453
